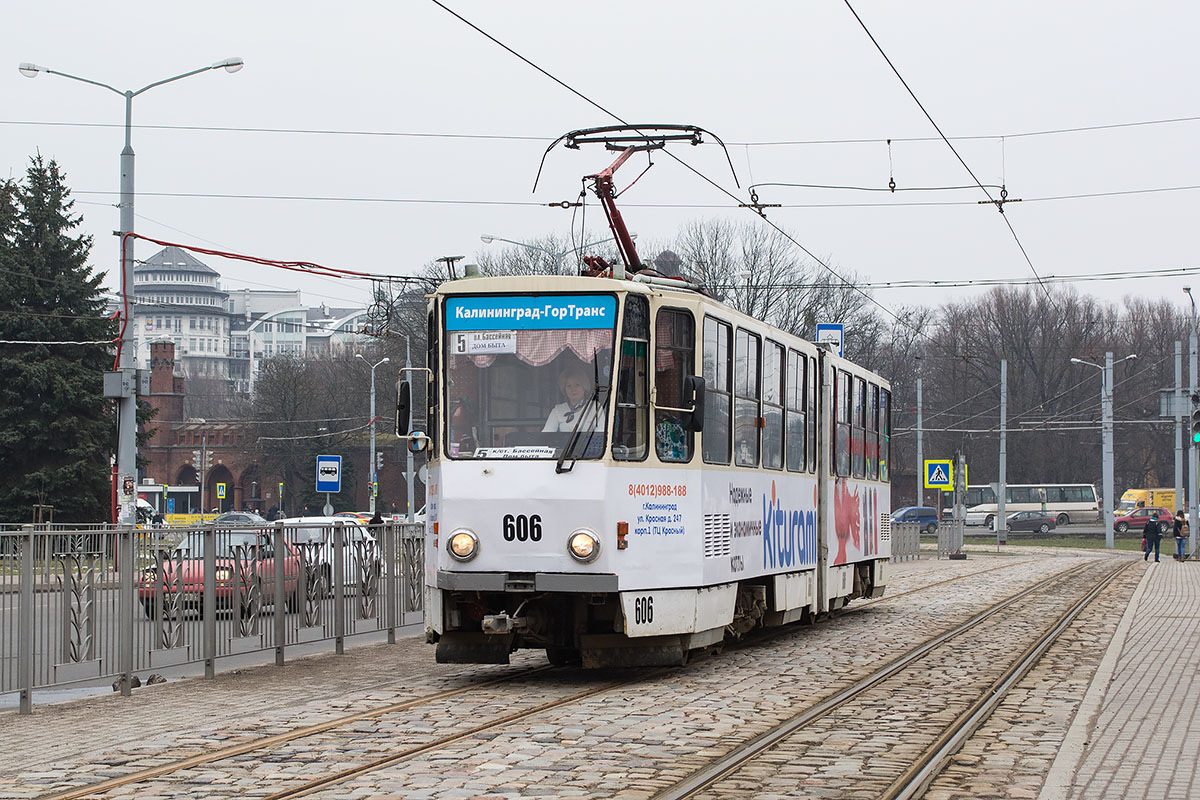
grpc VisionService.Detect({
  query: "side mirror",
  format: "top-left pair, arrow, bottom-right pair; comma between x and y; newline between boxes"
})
396,379 -> 412,436
683,375 -> 705,432
409,430 -> 429,453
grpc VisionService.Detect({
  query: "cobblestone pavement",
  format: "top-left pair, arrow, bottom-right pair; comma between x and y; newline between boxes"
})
0,550 -> 1134,800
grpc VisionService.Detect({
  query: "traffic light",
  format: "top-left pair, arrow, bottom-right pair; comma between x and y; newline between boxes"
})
1192,406 -> 1200,444
376,451 -> 384,471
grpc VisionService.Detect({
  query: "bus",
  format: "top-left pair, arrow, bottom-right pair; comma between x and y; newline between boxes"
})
949,483 -> 1100,528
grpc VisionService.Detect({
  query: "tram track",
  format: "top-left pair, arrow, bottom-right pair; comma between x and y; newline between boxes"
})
650,558 -> 1131,800
32,555 -> 1095,800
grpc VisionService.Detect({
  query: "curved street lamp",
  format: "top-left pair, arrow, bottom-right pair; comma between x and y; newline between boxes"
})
356,354 -> 390,514
19,57 -> 244,523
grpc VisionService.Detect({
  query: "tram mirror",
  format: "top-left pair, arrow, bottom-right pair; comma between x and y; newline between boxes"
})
396,380 -> 412,436
683,375 -> 706,432
408,431 -> 429,453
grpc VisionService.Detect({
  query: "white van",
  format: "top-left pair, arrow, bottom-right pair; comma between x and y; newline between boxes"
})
279,516 -> 381,591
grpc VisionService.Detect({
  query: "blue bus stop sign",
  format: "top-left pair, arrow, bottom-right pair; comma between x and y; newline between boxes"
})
316,455 -> 342,493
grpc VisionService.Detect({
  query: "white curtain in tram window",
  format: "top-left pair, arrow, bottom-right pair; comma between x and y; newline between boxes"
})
467,329 -> 612,368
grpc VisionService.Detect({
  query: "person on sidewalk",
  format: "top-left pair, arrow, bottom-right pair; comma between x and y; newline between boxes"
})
1144,512 -> 1163,562
1173,509 -> 1189,560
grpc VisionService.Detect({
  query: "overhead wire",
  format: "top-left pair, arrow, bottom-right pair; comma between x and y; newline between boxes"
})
839,0 -> 1061,315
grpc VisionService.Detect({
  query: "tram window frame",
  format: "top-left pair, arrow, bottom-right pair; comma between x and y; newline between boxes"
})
613,295 -> 650,462
734,329 -> 762,468
427,304 -> 439,454
835,369 -> 851,477
702,316 -> 732,465
807,354 -> 818,473
762,340 -> 784,470
785,349 -> 806,472
880,388 -> 891,481
866,383 -> 879,480
851,376 -> 866,479
654,307 -> 695,463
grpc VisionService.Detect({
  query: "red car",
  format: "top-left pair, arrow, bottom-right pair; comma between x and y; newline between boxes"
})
1113,506 -> 1174,534
138,530 -> 303,618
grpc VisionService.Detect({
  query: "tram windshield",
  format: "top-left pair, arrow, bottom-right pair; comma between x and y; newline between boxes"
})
443,293 -> 617,460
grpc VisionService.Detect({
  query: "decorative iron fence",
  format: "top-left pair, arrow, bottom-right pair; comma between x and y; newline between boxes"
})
0,520 -> 425,714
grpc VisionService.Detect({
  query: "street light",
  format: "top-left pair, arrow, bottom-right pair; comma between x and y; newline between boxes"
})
356,354 -> 390,514
20,57 -> 244,524
1185,287 -> 1198,552
1070,352 -> 1137,548
480,233 -> 634,272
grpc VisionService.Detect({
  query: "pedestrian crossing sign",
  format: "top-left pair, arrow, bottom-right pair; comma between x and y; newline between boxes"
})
924,460 -> 953,490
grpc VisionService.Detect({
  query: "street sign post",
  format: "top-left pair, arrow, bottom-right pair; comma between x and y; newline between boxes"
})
816,323 -> 844,358
316,455 -> 342,515
924,459 -> 953,490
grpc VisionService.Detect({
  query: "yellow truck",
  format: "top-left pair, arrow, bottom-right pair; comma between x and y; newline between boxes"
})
1118,488 -> 1178,513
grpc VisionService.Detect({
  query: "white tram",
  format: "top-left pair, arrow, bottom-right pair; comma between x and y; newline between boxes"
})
400,273 -> 893,667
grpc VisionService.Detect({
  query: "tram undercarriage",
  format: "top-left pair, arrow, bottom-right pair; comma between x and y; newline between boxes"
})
430,560 -> 885,668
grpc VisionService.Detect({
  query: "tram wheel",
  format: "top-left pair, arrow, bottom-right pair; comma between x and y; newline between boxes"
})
545,647 -> 581,666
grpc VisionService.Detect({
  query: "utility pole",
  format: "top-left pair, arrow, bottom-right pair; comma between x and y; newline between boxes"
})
998,360 -> 1007,544
1102,352 -> 1116,549
916,373 -> 924,509
356,354 -> 390,514
1176,341 -> 1184,512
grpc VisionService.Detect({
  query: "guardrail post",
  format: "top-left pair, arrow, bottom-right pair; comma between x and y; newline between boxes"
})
274,520 -> 286,666
203,524 -> 216,680
333,521 -> 345,655
118,526 -> 134,697
18,525 -> 35,715
385,522 -> 396,645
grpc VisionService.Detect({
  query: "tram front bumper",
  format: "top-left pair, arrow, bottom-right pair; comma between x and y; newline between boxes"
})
436,570 -> 618,593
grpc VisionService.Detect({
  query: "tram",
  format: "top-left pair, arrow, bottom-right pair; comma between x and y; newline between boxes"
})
397,126 -> 892,667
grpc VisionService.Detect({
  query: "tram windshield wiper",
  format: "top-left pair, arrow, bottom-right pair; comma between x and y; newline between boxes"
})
555,358 -> 609,474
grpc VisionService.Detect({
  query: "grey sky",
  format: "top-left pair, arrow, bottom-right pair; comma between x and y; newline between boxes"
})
5,1 -> 1197,318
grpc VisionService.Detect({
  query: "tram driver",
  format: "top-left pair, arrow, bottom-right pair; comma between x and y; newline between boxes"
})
543,362 -> 606,433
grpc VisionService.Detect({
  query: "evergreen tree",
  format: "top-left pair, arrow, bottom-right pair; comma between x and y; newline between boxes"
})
0,156 -> 116,522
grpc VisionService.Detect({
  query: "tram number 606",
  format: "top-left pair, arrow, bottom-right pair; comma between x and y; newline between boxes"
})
502,514 -> 542,542
634,596 -> 654,625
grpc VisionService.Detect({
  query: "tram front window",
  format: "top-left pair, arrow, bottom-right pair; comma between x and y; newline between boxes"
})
443,294 -> 616,460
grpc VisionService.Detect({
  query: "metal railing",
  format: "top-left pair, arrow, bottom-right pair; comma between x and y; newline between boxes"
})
937,519 -> 966,559
0,520 -> 424,714
889,521 -> 921,562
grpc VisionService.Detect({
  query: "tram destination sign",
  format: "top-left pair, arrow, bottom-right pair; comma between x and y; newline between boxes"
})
445,295 -> 617,331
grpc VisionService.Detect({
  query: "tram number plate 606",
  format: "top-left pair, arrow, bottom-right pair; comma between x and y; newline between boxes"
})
502,514 -> 542,542
634,596 -> 654,624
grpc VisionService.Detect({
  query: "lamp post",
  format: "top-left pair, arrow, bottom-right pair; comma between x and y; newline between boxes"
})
480,233 -> 633,273
19,57 -> 244,524
1185,287 -> 1198,553
356,354 -> 390,514
1070,352 -> 1137,548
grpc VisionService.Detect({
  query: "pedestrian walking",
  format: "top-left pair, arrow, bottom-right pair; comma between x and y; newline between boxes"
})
1173,509 -> 1189,560
1144,512 -> 1163,562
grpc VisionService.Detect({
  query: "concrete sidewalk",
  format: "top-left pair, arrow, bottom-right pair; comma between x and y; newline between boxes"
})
1040,557 -> 1200,800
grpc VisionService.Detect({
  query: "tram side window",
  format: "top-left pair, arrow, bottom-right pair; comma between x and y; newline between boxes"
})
866,383 -> 879,480
655,308 -> 694,463
734,329 -> 761,467
807,355 -> 818,472
835,370 -> 851,477
880,388 -> 891,481
702,317 -> 732,465
427,306 -> 438,451
762,341 -> 784,470
614,295 -> 650,461
851,376 -> 866,479
785,349 -> 805,472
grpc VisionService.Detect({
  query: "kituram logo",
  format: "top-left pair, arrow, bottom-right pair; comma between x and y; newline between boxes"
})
762,481 -> 817,569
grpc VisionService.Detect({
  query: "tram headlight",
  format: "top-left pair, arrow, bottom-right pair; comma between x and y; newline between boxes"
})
567,529 -> 600,563
447,529 -> 479,561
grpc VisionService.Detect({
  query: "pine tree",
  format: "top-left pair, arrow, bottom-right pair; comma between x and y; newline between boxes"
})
0,156 -> 116,522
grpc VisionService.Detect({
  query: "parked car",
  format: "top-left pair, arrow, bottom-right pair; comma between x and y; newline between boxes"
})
334,511 -> 371,523
1002,510 -> 1057,533
212,511 -> 269,527
1113,507 -> 1173,534
891,506 -> 938,535
280,516 -> 382,590
137,530 -> 302,618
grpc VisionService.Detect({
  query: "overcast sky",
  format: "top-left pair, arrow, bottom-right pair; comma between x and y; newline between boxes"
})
5,1 -> 1197,321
